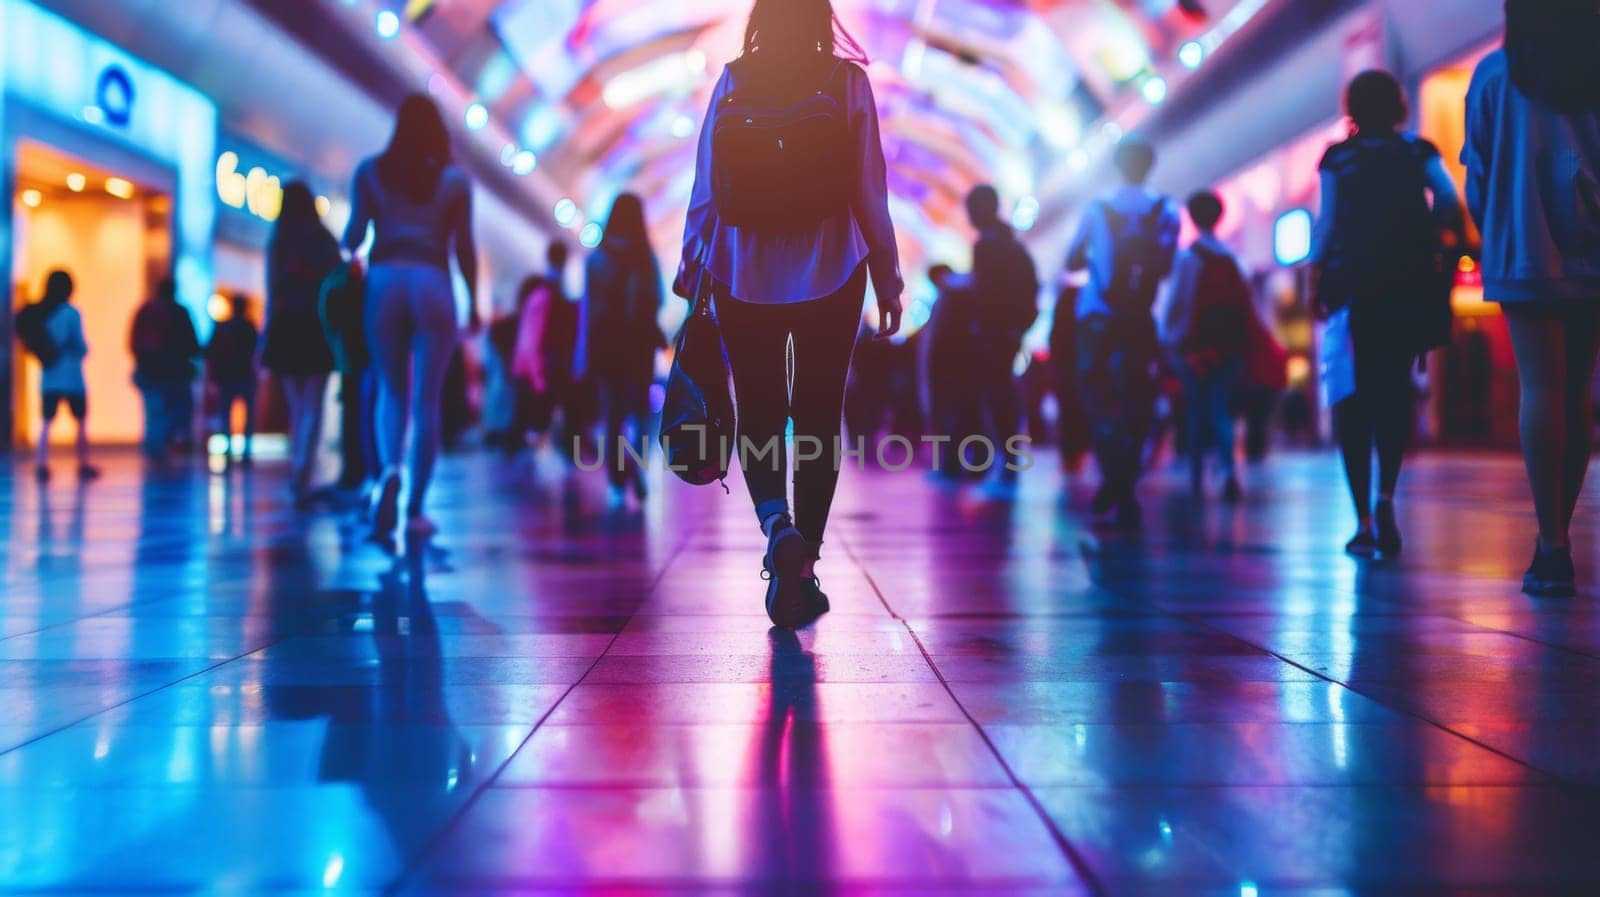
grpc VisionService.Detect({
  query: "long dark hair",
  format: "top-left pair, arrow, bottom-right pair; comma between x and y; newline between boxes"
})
378,93 -> 452,203
742,0 -> 868,70
271,180 -> 332,247
1505,0 -> 1600,114
601,193 -> 653,265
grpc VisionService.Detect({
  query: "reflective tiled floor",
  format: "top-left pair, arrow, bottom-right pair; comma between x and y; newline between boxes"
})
4,449 -> 1600,895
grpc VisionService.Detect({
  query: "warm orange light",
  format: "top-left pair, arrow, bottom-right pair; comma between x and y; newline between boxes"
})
105,177 -> 135,199
1458,256 -> 1477,274
65,172 -> 86,192
20,189 -> 42,208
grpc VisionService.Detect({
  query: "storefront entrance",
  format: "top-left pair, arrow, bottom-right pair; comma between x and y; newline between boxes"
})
10,139 -> 172,446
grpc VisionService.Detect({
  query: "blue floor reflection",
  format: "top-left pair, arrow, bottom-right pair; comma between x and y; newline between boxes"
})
2,449 -> 1600,894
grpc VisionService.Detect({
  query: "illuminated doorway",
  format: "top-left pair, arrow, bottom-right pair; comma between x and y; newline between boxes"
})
11,139 -> 172,446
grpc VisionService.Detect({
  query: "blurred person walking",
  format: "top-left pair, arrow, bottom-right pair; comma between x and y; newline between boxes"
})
677,0 -> 902,629
130,277 -> 201,464
207,294 -> 260,467
1064,138 -> 1181,528
508,241 -> 578,456
1463,0 -> 1600,596
966,185 -> 1041,497
1312,71 -> 1463,559
585,193 -> 664,509
320,260 -> 377,495
16,270 -> 99,482
265,182 -> 341,507
344,93 -> 480,546
1161,190 -> 1254,502
922,264 -> 981,480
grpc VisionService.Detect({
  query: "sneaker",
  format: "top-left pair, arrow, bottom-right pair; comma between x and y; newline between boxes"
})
1222,476 -> 1243,505
77,465 -> 102,482
34,465 -> 50,484
1524,540 -> 1577,598
1345,530 -> 1379,558
762,517 -> 813,630
1375,500 -> 1402,558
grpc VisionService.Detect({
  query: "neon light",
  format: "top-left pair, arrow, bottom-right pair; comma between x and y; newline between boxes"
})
1274,208 -> 1313,267
375,10 -> 400,39
1178,41 -> 1205,70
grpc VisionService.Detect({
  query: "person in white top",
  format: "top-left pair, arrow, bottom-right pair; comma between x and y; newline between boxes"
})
31,270 -> 99,483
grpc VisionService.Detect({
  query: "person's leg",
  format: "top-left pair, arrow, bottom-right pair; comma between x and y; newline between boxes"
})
981,335 -> 1023,486
36,395 -> 55,474
1559,306 -> 1600,535
281,376 -> 312,494
1334,393 -> 1375,526
1077,316 -> 1122,508
140,382 -> 168,460
302,374 -> 329,492
70,395 -> 92,471
1374,353 -> 1416,501
598,374 -> 629,492
1212,364 -> 1240,482
366,268 -> 414,479
789,269 -> 866,546
1108,325 -> 1158,511
1178,366 -> 1206,492
718,291 -> 793,529
240,382 -> 256,462
404,268 -> 460,521
1505,307 -> 1569,549
337,375 -> 363,487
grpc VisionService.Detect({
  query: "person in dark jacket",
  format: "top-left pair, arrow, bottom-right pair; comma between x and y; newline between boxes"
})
586,193 -> 664,510
966,185 -> 1040,495
129,277 -> 201,462
922,264 -> 980,480
265,182 -> 341,505
1310,71 -> 1463,559
207,294 -> 260,466
1464,0 -> 1600,596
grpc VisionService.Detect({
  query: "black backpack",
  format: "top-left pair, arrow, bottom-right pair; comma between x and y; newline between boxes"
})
15,302 -> 62,367
1100,198 -> 1173,316
712,59 -> 853,232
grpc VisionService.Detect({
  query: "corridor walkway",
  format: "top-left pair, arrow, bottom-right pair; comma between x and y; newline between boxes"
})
2,450 -> 1599,894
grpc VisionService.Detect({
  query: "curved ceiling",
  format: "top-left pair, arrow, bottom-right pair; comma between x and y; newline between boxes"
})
406,0 -> 1262,285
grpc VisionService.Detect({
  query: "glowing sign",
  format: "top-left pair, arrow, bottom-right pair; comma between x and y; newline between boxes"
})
215,151 -> 283,221
1274,208 -> 1313,267
94,64 -> 134,126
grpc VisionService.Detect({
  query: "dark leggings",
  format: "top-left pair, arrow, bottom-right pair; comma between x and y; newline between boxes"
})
717,266 -> 866,543
1334,350 -> 1415,518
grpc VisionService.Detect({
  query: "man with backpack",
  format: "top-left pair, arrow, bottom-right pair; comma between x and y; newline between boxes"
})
1162,190 -> 1254,503
129,277 -> 201,462
16,269 -> 99,483
1064,138 -> 1181,527
967,185 -> 1041,494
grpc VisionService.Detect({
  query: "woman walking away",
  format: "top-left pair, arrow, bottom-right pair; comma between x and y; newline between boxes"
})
587,193 -> 664,510
678,0 -> 903,629
344,93 -> 480,546
1464,0 -> 1600,597
1310,70 -> 1463,559
265,182 -> 340,506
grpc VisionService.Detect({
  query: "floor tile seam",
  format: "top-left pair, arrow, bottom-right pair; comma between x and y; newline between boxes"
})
379,514 -> 707,897
0,634 -> 313,759
835,529 -> 1110,897
1169,610 -> 1589,789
